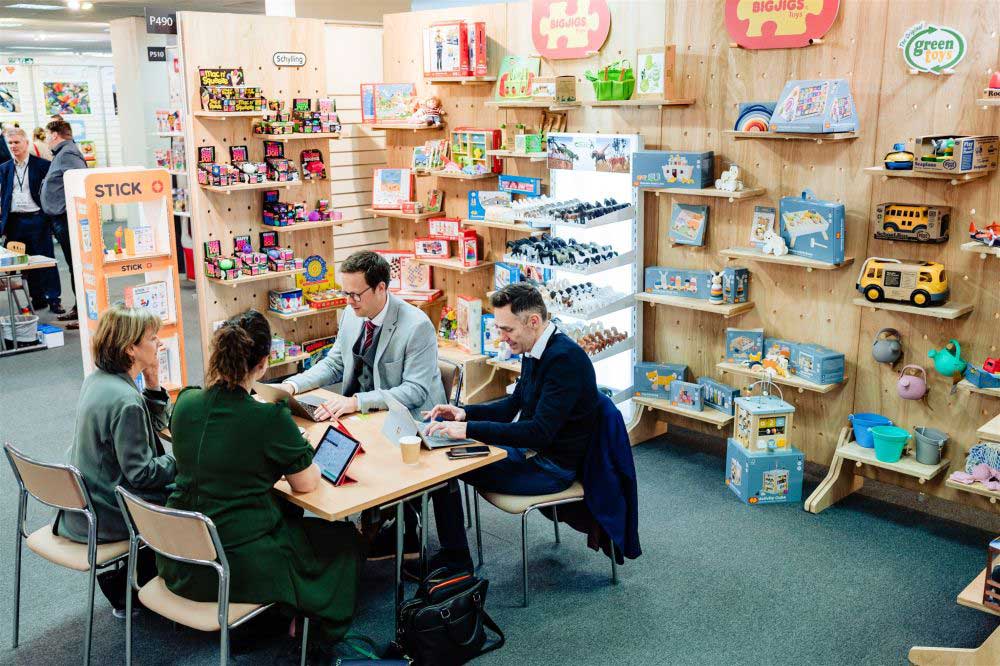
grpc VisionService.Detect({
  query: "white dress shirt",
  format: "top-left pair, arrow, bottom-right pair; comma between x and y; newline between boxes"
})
11,158 -> 40,214
368,296 -> 390,328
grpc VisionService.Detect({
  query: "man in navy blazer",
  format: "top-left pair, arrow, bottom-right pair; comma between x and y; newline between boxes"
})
0,126 -> 62,312
420,282 -> 602,573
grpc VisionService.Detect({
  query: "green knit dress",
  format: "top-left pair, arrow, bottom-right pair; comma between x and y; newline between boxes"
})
157,385 -> 362,641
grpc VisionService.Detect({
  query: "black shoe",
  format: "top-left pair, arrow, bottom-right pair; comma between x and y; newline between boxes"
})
57,306 -> 77,322
367,519 -> 420,562
402,550 -> 473,582
48,302 -> 66,315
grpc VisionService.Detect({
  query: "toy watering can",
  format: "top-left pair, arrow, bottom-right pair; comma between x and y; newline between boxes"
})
928,339 -> 966,377
872,328 -> 903,365
897,365 -> 928,400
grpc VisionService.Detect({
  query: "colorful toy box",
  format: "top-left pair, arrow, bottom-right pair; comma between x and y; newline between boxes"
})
726,328 -> 764,365
645,266 -> 750,304
769,79 -> 858,134
456,295 -> 482,354
450,128 -> 502,173
669,380 -> 703,411
792,343 -> 845,385
429,217 -> 463,240
269,288 -> 305,314
494,262 -> 520,291
733,392 -> 795,452
468,191 -> 513,220
632,150 -> 714,190
459,230 -> 479,267
498,174 -> 543,197
726,439 -> 804,505
415,237 -> 450,259
633,362 -> 689,398
423,20 -> 471,78
698,377 -> 740,415
913,134 -> 999,175
778,190 -> 845,265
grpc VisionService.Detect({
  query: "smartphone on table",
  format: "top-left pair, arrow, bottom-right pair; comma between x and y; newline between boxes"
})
446,445 -> 490,460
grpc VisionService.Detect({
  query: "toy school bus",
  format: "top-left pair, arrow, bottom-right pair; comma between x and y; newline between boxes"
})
856,257 -> 949,307
873,203 -> 950,243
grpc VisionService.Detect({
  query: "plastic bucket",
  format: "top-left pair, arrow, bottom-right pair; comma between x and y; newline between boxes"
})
849,413 -> 892,448
871,425 -> 911,463
913,427 -> 948,465
1,314 -> 38,343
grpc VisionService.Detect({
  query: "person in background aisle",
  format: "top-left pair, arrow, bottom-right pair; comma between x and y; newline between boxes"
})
41,118 -> 87,327
0,123 -> 12,165
160,310 -> 365,660
0,126 -> 62,313
32,126 -> 53,161
56,305 -> 176,616
418,282 -> 601,575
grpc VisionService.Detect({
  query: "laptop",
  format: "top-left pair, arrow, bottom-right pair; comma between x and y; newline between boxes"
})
381,392 -> 475,449
252,381 -> 326,422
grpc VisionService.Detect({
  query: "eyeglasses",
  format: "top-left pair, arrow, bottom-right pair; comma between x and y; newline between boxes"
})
340,286 -> 372,301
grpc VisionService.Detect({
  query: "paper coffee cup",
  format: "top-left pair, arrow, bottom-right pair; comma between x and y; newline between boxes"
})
399,436 -> 421,465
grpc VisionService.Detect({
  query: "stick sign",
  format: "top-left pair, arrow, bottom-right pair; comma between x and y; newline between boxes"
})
531,0 -> 611,60
725,0 -> 840,50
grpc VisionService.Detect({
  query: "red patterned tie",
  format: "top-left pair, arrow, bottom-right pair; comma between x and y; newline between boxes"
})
362,320 -> 376,354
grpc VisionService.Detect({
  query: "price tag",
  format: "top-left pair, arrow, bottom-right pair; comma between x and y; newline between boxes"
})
147,47 -> 166,62
144,8 -> 177,35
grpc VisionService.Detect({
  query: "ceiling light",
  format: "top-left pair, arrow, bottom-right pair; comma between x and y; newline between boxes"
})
5,3 -> 65,9
66,0 -> 81,9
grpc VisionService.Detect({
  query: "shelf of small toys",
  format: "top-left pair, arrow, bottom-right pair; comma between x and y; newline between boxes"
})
432,171 -> 498,181
363,208 -> 439,221
543,205 -> 636,230
265,304 -> 345,321
103,251 -> 174,269
269,351 -> 311,369
270,219 -> 343,234
426,76 -> 497,85
587,98 -> 695,108
207,267 -> 307,287
851,297 -> 973,320
632,395 -> 733,430
649,186 -> 765,201
371,123 -> 445,131
946,478 -> 1000,504
957,380 -> 1000,399
485,149 -> 548,162
723,130 -> 859,142
503,250 -> 636,276
202,181 -> 301,194
719,247 -> 855,272
485,100 -> 581,111
461,218 -> 543,235
864,166 -> 989,185
961,241 -> 1000,259
414,257 -> 495,273
256,132 -> 341,141
979,414 -> 1000,441
716,361 -> 845,394
550,293 -> 636,321
635,292 -> 754,318
191,111 -> 265,119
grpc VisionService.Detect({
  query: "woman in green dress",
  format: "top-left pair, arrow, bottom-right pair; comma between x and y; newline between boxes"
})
158,310 -> 363,653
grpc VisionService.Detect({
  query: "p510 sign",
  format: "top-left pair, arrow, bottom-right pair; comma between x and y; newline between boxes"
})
899,22 -> 966,75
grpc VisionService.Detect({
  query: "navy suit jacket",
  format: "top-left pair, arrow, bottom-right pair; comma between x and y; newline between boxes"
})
0,154 -> 50,235
464,331 -> 600,471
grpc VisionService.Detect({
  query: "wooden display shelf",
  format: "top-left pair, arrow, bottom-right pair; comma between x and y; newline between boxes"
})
370,123 -> 444,131
724,130 -> 859,142
267,220 -> 342,234
486,357 -> 522,373
909,568 -> 1000,663
207,268 -> 306,287
269,352 -> 310,369
716,361 -> 845,394
720,247 -> 854,272
863,166 -> 990,185
805,427 -> 950,514
956,569 -> 1000,618
960,241 -> 1000,258
978,414 -> 1000,441
586,98 -> 695,108
255,132 -> 341,141
426,76 -> 497,85
485,149 -> 548,162
977,98 -> 1000,106
484,100 -> 580,111
432,170 -> 498,181
266,305 -> 344,321
192,110 -> 265,119
201,181 -> 300,194
632,395 -> 733,430
503,250 -> 635,276
488,338 -> 634,374
364,208 -> 439,221
852,297 -> 973,320
649,186 -> 765,201
946,479 -> 1000,505
462,218 -> 544,234
957,380 -> 1000,399
102,251 -> 173,269
413,257 -> 495,273
636,292 -> 754,318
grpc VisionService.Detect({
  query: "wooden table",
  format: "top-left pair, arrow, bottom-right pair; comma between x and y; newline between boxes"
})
273,388 -> 507,633
0,255 -> 58,357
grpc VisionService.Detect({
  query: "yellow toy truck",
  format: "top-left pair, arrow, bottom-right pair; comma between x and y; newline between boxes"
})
856,257 -> 949,307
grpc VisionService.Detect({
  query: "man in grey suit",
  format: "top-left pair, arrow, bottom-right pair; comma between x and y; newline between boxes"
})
282,250 -> 446,420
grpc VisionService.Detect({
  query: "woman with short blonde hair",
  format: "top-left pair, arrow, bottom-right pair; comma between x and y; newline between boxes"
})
57,304 -> 177,616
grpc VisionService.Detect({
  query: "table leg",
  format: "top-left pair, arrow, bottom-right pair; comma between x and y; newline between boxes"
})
0,277 -> 10,355
5,275 -> 18,352
420,492 -> 429,580
393,501 -> 404,639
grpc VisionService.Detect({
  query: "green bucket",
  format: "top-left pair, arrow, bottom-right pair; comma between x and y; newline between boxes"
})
870,425 -> 911,463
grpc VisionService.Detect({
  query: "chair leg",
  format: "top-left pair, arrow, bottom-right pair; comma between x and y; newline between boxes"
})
84,565 -> 96,665
464,482 -> 472,529
473,492 -> 483,569
611,544 -> 618,585
521,509 -> 531,608
220,624 -> 229,666
300,617 -> 310,666
552,506 -> 560,544
11,492 -> 25,649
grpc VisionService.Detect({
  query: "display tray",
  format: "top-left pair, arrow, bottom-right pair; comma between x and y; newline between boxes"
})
206,267 -> 306,287
837,440 -> 950,482
864,166 -> 989,184
502,250 -> 635,276
462,218 -> 544,234
724,130 -> 859,142
632,395 -> 733,429
635,292 -> 754,318
719,247 -> 854,271
851,297 -> 973,320
716,361 -> 845,394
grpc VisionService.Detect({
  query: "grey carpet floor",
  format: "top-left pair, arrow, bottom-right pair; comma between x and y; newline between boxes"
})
0,259 -> 998,665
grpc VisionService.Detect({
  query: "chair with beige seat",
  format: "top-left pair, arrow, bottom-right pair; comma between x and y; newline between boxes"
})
4,442 -> 130,665
114,486 -> 309,666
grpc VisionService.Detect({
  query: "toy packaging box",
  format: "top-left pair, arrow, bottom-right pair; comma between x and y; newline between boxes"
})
698,377 -> 740,415
778,190 -> 845,264
494,262 -> 520,290
632,150 -> 714,190
423,21 -> 470,78
645,266 -> 750,303
633,362 -> 689,398
451,128 -> 502,173
669,380 -> 703,411
726,328 -> 764,364
481,313 -> 501,357
498,174 -> 543,197
668,203 -> 709,246
456,296 -> 483,354
914,135 -> 999,175
792,343 -> 845,385
429,217 -> 463,240
726,439 -> 804,505
468,191 -> 513,220
769,79 -> 858,134
415,237 -> 450,259
531,76 -> 576,103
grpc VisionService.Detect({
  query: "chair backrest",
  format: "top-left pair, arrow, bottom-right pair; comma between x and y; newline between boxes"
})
115,486 -> 219,564
438,358 -> 463,406
6,241 -> 26,254
3,442 -> 88,511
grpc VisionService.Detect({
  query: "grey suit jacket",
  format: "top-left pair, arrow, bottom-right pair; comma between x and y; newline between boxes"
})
287,293 -> 447,414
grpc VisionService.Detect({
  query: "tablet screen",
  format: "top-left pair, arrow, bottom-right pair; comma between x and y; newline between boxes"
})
314,426 -> 360,484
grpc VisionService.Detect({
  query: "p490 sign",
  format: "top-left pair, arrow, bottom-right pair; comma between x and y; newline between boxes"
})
144,8 -> 177,35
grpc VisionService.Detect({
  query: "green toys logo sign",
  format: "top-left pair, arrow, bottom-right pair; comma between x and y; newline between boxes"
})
898,22 -> 966,75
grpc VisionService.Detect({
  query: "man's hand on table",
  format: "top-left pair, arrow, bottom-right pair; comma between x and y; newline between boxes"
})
423,404 -> 466,423
424,420 -> 468,440
314,394 -> 359,420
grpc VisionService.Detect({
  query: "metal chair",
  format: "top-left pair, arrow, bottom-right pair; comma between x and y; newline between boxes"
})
438,358 -> 463,406
114,486 -> 310,666
473,483 -> 618,607
4,442 -> 130,665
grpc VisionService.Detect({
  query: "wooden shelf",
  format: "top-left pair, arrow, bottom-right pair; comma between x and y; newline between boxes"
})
255,132 -> 340,141
432,170 -> 498,181
269,352 -> 310,369
649,186 -> 765,201
977,98 -> 1000,107
485,100 -> 581,111
413,257 -> 495,273
716,361 -> 845,394
426,76 -> 497,85
487,357 -> 522,373
266,220 -> 342,233
946,479 -> 1000,506
633,395 -> 733,429
370,123 -> 444,131
724,130 -> 859,142
851,297 -> 973,320
503,250 -> 634,276
961,241 -> 1000,258
462,218 -> 544,234
103,251 -> 173,269
207,268 -> 305,287
587,98 -> 695,108
837,440 -> 950,482
956,569 -> 1000,618
201,181 -> 300,194
957,379 -> 1000,398
485,149 -> 548,162
437,339 -> 488,365
636,292 -> 754,318
266,305 -> 344,321
364,208 -> 439,221
720,247 -> 854,271
192,110 -> 265,119
979,414 -> 1000,441
864,166 -> 990,185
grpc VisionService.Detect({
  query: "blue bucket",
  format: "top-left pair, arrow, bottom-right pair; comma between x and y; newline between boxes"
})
849,413 -> 892,448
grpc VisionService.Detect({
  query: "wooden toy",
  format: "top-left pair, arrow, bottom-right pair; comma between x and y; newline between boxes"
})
761,227 -> 789,256
670,380 -> 703,410
883,143 -> 914,170
448,128 -> 501,174
856,257 -> 949,307
733,381 -> 795,452
645,266 -> 750,304
633,362 -> 689,398
769,79 -> 858,133
632,150 -> 714,189
726,438 -> 804,506
874,203 -> 950,243
726,328 -> 764,365
714,165 -> 743,192
778,190 -> 845,264
668,203 -> 708,246
456,296 -> 482,354
969,220 -> 1000,247
914,134 -> 998,175
698,377 -> 740,415
733,102 -> 775,132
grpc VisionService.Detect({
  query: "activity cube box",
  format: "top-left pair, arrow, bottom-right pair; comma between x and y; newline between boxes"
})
733,393 -> 795,453
914,134 -> 999,175
778,190 -> 845,265
698,377 -> 740,416
633,362 -> 689,398
726,439 -> 804,506
768,79 -> 858,134
645,266 -> 750,304
632,150 -> 714,190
